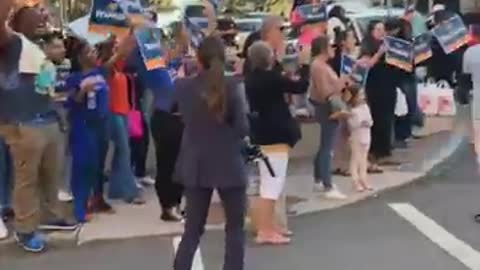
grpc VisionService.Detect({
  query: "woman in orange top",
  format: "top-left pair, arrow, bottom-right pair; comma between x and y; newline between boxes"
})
98,39 -> 145,205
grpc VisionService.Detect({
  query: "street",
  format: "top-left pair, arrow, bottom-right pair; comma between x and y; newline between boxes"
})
1,144 -> 479,270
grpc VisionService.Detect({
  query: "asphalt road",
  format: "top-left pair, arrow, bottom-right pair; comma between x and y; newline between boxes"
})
2,144 -> 480,270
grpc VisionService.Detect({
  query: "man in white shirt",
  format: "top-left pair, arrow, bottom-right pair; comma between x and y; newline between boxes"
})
463,25 -> 480,162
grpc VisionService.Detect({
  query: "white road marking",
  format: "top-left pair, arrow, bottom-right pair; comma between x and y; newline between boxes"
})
389,203 -> 480,270
172,236 -> 205,270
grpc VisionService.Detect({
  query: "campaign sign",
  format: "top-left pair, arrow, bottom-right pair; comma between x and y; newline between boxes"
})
340,54 -> 355,76
294,3 -> 327,25
184,16 -> 205,49
413,33 -> 432,64
385,36 -> 414,72
117,0 -> 149,26
135,27 -> 166,70
432,15 -> 469,54
89,0 -> 129,37
341,54 -> 369,87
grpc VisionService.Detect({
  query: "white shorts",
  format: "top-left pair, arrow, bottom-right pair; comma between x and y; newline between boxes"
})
258,145 -> 289,200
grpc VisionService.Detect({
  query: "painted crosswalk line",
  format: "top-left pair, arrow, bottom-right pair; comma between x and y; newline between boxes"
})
172,236 -> 205,270
389,203 -> 480,270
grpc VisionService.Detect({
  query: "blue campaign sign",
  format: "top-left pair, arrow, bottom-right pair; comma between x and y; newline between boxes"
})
135,27 -> 166,70
432,15 -> 469,54
89,0 -> 129,37
340,54 -> 355,76
294,3 -> 327,24
117,0 -> 148,25
413,33 -> 432,64
341,54 -> 369,87
385,36 -> 413,72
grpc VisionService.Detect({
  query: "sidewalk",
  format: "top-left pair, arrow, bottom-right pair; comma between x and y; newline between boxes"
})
0,108 -> 469,247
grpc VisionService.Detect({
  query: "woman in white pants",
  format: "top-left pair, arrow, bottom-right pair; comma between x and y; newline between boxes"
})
245,41 -> 308,245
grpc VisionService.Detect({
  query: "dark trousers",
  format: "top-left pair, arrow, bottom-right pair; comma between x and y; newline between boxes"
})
130,116 -> 149,178
151,110 -> 184,210
174,187 -> 246,270
395,79 -> 421,141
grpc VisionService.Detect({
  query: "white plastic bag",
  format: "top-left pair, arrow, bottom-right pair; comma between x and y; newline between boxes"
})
395,87 -> 408,116
436,80 -> 456,116
417,78 -> 439,116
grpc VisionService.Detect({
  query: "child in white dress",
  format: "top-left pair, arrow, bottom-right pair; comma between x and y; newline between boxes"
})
346,86 -> 374,192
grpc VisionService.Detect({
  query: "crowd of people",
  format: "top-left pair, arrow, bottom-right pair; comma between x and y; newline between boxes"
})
0,1 -> 478,269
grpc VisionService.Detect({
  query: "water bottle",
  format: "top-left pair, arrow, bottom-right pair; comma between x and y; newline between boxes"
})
87,91 -> 96,110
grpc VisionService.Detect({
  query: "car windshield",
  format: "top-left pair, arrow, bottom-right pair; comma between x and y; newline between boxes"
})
236,21 -> 262,32
185,5 -> 205,18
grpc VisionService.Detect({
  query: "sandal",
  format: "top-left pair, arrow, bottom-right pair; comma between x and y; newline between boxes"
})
255,234 -> 291,245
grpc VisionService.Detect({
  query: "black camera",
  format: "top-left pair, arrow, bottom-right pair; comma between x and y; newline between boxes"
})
241,139 -> 276,177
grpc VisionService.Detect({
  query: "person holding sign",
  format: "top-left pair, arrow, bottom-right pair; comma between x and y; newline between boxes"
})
428,9 -> 467,86
360,20 -> 400,168
463,26 -> 480,163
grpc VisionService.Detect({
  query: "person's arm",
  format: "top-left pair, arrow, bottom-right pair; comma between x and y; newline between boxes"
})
103,34 -> 137,75
229,82 -> 249,138
202,0 -> 217,36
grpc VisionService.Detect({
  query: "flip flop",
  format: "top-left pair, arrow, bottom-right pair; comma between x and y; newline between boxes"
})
255,235 -> 291,245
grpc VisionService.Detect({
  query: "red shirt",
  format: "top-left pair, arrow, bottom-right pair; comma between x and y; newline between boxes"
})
108,64 -> 130,115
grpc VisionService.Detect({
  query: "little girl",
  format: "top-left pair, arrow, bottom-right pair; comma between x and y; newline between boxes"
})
346,85 -> 374,192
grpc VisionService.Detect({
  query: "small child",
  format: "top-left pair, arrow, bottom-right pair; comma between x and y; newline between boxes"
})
345,85 -> 374,192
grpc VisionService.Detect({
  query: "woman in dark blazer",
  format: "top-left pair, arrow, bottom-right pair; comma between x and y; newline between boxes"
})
172,36 -> 249,270
245,41 -> 308,245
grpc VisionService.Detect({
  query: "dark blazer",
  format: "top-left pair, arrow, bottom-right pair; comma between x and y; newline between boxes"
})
173,73 -> 249,188
245,68 -> 308,147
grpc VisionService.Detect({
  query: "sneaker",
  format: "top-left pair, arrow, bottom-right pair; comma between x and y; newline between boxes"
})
58,190 -> 73,202
135,179 -> 144,189
324,189 -> 347,200
38,220 -> 79,231
139,176 -> 155,186
14,232 -> 46,253
0,218 -> 8,240
313,183 -> 325,193
161,209 -> 183,222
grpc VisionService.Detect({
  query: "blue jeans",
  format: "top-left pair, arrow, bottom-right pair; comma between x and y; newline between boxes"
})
0,137 -> 12,210
312,100 -> 339,190
70,116 -> 109,222
108,113 -> 138,201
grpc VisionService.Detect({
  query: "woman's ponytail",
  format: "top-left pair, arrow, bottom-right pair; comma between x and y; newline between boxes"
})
197,36 -> 227,123
205,56 -> 226,123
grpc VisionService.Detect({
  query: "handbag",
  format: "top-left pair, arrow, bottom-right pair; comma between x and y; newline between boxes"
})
127,75 -> 144,139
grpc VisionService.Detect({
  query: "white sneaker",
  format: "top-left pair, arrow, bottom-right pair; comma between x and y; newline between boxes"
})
324,189 -> 347,200
313,183 -> 325,193
0,218 -> 8,240
58,190 -> 73,202
135,179 -> 144,189
139,176 -> 155,186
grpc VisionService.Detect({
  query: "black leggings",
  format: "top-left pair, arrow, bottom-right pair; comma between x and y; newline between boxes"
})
150,110 -> 184,210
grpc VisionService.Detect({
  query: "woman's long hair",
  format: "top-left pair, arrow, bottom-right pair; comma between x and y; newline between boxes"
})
197,36 -> 227,123
361,20 -> 383,56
